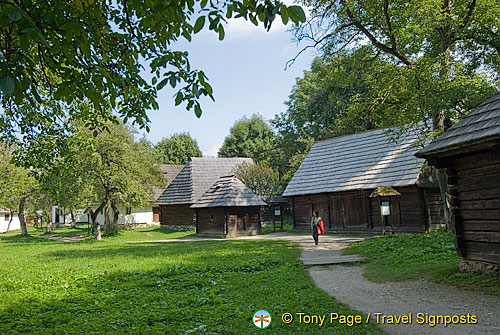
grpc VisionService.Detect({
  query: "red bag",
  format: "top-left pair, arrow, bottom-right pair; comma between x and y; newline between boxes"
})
317,220 -> 325,235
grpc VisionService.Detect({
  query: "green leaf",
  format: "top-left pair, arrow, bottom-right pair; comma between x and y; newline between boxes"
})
8,9 -> 22,21
194,16 -> 205,34
280,6 -> 289,25
157,78 -> 169,90
218,26 -> 225,41
194,104 -> 202,118
287,5 -> 306,23
174,92 -> 183,106
0,75 -> 15,95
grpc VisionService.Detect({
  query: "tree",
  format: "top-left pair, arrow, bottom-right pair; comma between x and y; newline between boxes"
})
219,115 -> 276,163
73,119 -> 165,240
0,145 -> 35,235
293,0 -> 500,228
234,161 -> 281,198
153,133 -> 202,164
272,48 -> 399,185
1,1 -> 306,169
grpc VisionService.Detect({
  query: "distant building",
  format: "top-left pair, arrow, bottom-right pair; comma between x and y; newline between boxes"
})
156,157 -> 253,230
283,128 -> 445,233
191,175 -> 266,236
52,164 -> 184,227
0,209 -> 20,232
416,93 -> 499,275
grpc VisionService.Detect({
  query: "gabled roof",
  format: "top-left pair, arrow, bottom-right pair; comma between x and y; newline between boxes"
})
156,157 -> 253,205
191,175 -> 266,208
283,128 -> 425,197
416,93 -> 500,157
152,164 -> 185,201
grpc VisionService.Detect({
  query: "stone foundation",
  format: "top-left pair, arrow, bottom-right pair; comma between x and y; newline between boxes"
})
459,260 -> 499,276
118,222 -> 161,229
160,224 -> 196,232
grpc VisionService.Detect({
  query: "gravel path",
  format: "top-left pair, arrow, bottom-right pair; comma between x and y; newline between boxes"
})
306,250 -> 500,335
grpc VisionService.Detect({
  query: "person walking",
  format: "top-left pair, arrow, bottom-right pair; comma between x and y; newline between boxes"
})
311,210 -> 322,247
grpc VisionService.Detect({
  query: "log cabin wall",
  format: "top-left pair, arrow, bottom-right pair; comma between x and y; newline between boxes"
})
197,206 -> 261,237
447,148 -> 499,275
225,207 -> 261,237
291,186 -> 444,233
196,207 -> 226,236
160,204 -> 195,230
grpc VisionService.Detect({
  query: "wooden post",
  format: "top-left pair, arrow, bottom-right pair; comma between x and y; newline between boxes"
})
280,203 -> 284,231
272,204 -> 276,232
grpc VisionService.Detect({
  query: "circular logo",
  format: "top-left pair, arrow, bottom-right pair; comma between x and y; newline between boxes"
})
253,310 -> 272,329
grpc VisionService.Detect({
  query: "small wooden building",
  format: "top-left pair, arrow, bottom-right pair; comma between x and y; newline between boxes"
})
191,175 -> 266,237
155,157 -> 253,230
416,93 -> 499,275
283,128 -> 445,233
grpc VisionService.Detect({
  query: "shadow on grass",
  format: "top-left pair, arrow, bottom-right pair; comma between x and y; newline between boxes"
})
42,240 -> 291,265
0,241 -> 381,335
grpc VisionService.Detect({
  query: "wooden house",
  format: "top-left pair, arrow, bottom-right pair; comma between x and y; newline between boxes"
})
283,128 -> 445,233
156,157 -> 253,230
191,175 -> 266,236
416,93 -> 499,275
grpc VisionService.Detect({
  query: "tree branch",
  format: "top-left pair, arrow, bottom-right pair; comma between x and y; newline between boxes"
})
462,0 -> 476,28
340,0 -> 416,66
383,0 -> 397,50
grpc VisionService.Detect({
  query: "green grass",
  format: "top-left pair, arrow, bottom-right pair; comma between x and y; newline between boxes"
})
0,228 -> 382,334
261,212 -> 294,234
344,230 -> 500,296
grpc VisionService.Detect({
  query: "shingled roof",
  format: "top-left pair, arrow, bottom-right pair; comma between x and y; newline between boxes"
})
191,175 -> 266,208
156,157 -> 253,205
152,164 -> 185,201
416,93 -> 500,157
283,128 -> 425,197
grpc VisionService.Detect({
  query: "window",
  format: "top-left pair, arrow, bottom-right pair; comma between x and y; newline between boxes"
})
4,214 -> 9,221
209,214 -> 214,221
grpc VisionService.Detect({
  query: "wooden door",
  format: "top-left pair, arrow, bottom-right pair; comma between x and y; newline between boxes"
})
331,193 -> 368,230
153,207 -> 160,223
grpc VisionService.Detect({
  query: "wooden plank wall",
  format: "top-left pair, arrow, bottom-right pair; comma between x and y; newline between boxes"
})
160,205 -> 195,226
226,207 -> 261,237
448,149 -> 499,265
423,188 -> 446,230
292,186 -> 438,233
292,194 -> 330,230
197,207 -> 225,235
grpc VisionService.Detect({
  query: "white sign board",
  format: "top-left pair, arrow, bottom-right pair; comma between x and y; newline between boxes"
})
274,209 -> 281,216
380,202 -> 391,216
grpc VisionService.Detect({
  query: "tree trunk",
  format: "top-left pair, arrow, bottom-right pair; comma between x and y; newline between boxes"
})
110,201 -> 119,225
19,197 -> 28,236
435,168 -> 452,230
95,220 -> 101,240
71,211 -> 76,228
90,201 -> 107,241
6,210 -> 13,232
46,214 -> 52,232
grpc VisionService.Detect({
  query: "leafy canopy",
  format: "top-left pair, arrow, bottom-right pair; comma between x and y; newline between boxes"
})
0,0 -> 306,164
295,0 -> 500,132
153,133 -> 202,165
219,114 -> 276,163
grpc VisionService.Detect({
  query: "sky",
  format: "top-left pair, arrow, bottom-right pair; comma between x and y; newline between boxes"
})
137,8 -> 317,157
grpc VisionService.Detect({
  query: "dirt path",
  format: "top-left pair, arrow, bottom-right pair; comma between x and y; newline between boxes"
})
33,235 -> 86,242
310,266 -> 500,335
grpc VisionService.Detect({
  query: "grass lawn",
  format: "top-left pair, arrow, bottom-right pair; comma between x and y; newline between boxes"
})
0,228 -> 382,334
343,230 -> 500,296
